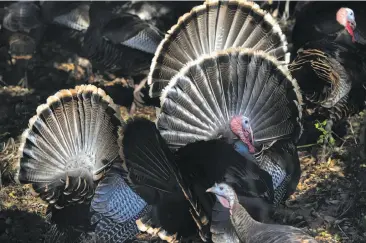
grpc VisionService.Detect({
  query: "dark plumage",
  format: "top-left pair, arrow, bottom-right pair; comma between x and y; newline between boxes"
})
292,1 -> 366,52
207,183 -> 318,243
121,118 -> 199,242
121,118 -> 274,242
290,2 -> 366,146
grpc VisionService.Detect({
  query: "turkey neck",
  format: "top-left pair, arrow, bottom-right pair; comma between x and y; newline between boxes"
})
230,201 -> 259,242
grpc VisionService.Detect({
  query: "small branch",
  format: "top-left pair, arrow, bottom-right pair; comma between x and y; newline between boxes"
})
347,120 -> 357,145
297,143 -> 318,149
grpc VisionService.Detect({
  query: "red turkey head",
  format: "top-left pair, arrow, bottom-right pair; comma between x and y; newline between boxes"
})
336,7 -> 356,42
230,116 -> 255,154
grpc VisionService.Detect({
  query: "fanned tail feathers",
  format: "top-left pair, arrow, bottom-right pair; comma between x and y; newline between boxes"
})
148,0 -> 289,98
16,85 -> 122,208
157,49 -> 302,150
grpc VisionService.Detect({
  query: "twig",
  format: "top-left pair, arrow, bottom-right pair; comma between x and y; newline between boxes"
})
347,120 -> 357,145
297,143 -> 318,149
337,224 -> 350,240
338,200 -> 354,218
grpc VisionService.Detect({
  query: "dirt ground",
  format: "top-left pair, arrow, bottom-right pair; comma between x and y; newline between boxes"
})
0,14 -> 366,243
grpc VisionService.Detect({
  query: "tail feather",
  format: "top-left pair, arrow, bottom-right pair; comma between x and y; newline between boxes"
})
157,49 -> 302,150
148,0 -> 289,98
17,85 -> 122,208
121,118 -> 178,195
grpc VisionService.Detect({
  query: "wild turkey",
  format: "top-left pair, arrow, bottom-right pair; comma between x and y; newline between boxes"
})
292,2 -> 366,53
121,117 -> 275,242
289,40 -> 366,146
16,85 -> 149,242
131,0 -> 302,241
154,48 -> 302,242
0,1 -> 44,88
207,182 -> 318,243
290,40 -> 366,121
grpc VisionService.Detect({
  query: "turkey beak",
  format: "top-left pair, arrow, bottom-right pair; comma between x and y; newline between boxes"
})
206,185 -> 216,193
206,187 -> 214,193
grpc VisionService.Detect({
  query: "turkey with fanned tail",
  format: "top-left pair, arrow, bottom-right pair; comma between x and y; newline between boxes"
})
157,48 -> 302,153
122,48 -> 302,242
156,48 -> 302,242
207,182 -> 318,243
15,85 -> 150,243
121,118 -> 275,242
148,0 -> 290,98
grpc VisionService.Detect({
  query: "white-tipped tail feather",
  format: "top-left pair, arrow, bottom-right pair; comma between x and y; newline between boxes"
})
157,48 -> 302,150
148,0 -> 290,98
16,84 -> 122,208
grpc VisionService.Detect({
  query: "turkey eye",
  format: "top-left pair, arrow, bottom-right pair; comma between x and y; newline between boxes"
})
219,186 -> 223,190
244,120 -> 248,124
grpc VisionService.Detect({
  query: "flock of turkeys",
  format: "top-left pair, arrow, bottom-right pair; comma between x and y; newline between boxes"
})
1,1 -> 366,242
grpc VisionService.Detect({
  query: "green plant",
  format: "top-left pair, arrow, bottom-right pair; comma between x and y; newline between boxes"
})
315,120 -> 335,146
